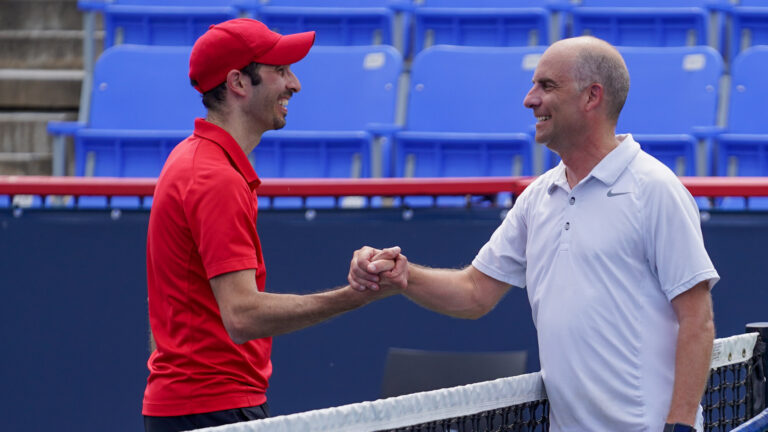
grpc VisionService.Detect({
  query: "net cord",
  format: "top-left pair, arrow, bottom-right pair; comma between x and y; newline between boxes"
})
195,372 -> 546,432
711,333 -> 759,369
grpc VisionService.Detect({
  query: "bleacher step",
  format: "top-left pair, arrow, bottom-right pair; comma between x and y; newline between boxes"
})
0,30 -> 103,69
1,0 -> 84,31
0,69 -> 83,109
0,112 -> 77,175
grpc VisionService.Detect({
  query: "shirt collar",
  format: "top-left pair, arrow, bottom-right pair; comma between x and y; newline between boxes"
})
193,118 -> 261,188
547,163 -> 569,195
589,134 -> 640,186
546,134 -> 640,195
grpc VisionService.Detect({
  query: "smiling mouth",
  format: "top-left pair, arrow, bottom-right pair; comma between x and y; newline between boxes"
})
536,115 -> 551,122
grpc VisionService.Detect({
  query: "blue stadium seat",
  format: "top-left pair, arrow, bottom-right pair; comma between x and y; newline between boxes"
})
616,46 -> 723,178
396,45 -> 543,206
569,1 -> 714,48
48,45 -> 203,207
72,45 -> 200,177
716,46 -> 768,209
411,0 -> 555,57
728,0 -> 768,59
252,0 -> 411,55
257,45 -> 403,208
87,0 -> 240,48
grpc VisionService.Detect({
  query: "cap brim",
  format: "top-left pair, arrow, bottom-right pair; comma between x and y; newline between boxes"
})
256,31 -> 316,66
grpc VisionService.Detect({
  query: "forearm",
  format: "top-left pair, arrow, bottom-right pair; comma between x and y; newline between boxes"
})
405,265 -> 498,319
229,286 -> 392,343
666,313 -> 715,424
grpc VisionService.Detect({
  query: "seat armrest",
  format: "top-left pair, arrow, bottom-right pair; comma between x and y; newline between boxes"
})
47,121 -> 86,136
366,123 -> 402,136
692,125 -> 725,139
77,0 -> 107,11
389,0 -> 415,12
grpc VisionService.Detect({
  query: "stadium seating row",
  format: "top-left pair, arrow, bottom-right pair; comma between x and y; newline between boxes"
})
77,0 -> 768,60
47,44 -> 768,188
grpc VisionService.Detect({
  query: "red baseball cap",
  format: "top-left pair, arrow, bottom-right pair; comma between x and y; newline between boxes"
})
189,18 -> 316,93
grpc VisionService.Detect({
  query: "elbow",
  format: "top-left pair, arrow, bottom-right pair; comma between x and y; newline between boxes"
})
229,332 -> 250,345
453,301 -> 494,320
459,306 -> 489,320
459,289 -> 497,320
221,312 -> 255,345
459,311 -> 485,320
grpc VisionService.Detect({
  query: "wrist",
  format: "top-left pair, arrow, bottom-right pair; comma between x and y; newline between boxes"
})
663,423 -> 695,432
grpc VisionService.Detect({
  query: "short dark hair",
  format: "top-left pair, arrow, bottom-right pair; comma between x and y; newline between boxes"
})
572,48 -> 630,122
190,62 -> 262,111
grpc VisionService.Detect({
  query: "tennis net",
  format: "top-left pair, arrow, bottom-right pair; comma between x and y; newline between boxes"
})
731,407 -> 768,432
194,332 -> 765,432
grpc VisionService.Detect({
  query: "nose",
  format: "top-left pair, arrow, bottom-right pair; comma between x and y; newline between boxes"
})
287,68 -> 301,93
523,86 -> 539,109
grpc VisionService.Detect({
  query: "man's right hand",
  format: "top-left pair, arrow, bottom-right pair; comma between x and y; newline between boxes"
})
348,246 -> 408,292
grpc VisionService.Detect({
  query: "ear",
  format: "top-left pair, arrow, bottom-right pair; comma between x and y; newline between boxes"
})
583,83 -> 603,113
225,69 -> 248,97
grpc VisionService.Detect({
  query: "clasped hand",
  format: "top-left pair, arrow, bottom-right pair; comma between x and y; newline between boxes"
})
348,246 -> 408,292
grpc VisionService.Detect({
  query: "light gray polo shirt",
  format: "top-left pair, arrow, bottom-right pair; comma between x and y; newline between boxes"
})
473,135 -> 719,432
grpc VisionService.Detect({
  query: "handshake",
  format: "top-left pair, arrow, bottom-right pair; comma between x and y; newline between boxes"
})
348,246 -> 409,293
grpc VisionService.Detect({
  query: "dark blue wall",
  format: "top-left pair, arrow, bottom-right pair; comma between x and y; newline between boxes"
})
0,207 -> 765,431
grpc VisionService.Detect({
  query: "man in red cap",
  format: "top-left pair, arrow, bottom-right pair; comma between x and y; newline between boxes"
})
142,19 -> 406,432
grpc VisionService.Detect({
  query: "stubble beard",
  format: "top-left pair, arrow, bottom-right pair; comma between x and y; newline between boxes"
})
273,116 -> 286,130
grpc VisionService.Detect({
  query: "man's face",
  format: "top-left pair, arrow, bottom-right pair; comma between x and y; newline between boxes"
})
247,64 -> 301,133
522,48 -> 585,152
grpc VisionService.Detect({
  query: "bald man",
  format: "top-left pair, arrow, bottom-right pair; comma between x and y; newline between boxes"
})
349,37 -> 717,432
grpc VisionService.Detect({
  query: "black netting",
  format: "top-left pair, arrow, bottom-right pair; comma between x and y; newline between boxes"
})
704,353 -> 760,431
381,337 -> 764,432
379,399 -> 549,432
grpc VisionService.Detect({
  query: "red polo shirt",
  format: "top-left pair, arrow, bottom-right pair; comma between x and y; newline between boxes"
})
143,118 -> 271,416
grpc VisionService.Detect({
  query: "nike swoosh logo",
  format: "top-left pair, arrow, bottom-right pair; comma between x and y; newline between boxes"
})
607,189 -> 631,198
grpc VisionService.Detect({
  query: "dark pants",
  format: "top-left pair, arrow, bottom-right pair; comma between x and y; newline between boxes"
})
144,403 -> 270,432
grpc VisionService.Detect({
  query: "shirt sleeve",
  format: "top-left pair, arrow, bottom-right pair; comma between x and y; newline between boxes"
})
643,173 -> 719,301
185,170 -> 260,279
472,186 -> 531,289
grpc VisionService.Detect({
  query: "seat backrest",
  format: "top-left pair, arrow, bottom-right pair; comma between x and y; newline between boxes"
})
575,0 -> 711,6
412,3 -> 550,54
727,46 -> 768,134
380,348 -> 527,398
730,4 -> 768,58
281,45 -> 402,131
103,3 -> 238,47
571,3 -> 709,47
259,0 -> 393,5
406,45 -> 543,133
257,2 -> 395,47
416,0 -> 546,6
89,45 -> 204,130
112,0 -> 235,5
729,0 -> 766,5
616,46 -> 722,134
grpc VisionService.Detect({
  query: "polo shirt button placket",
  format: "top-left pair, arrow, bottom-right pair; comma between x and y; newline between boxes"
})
559,193 -> 574,250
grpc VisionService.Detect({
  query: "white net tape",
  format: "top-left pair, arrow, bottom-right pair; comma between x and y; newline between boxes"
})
710,332 -> 758,369
195,372 -> 546,432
